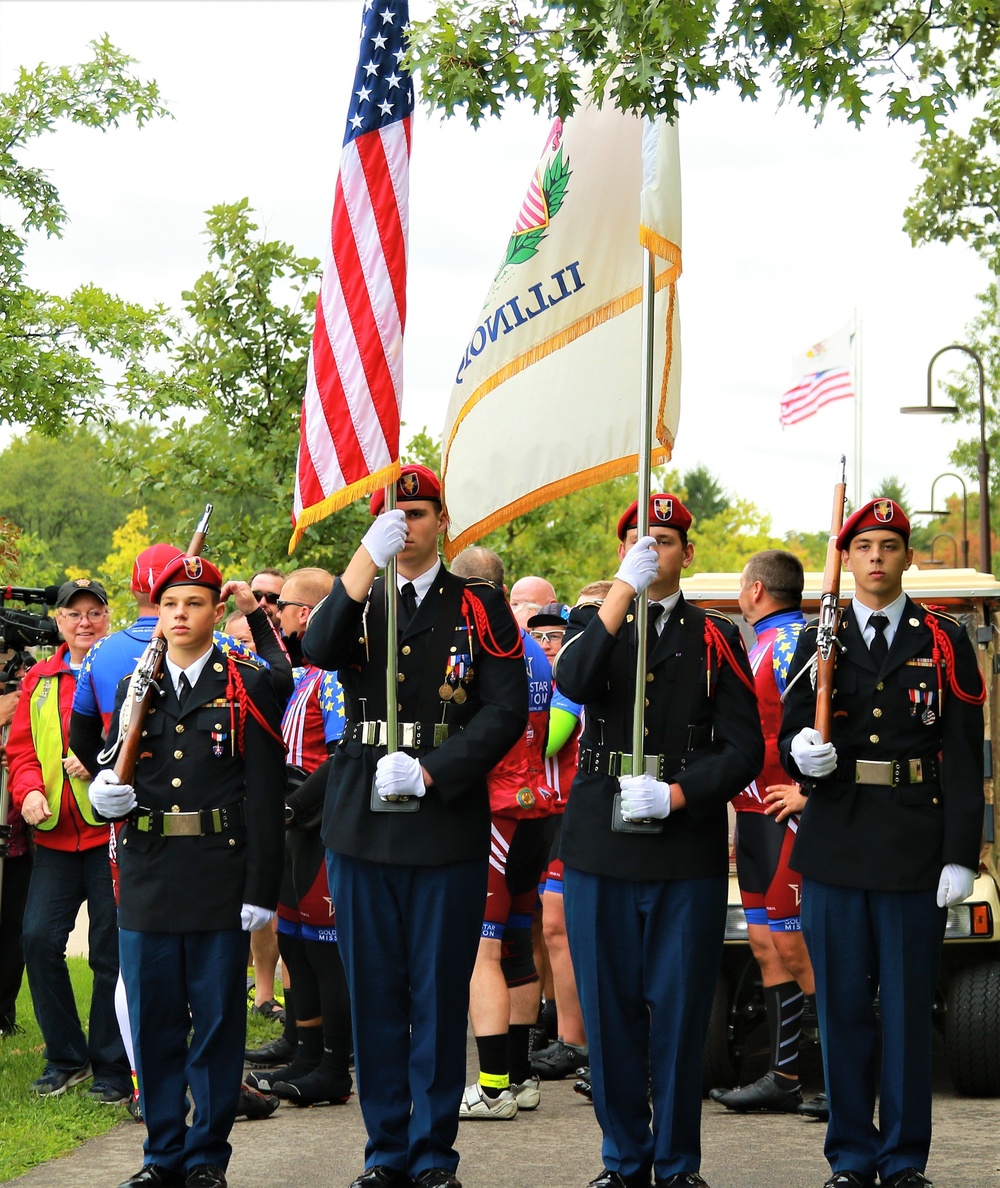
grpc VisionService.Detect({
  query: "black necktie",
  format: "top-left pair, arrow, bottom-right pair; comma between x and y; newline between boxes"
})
177,672 -> 192,709
399,582 -> 417,631
868,613 -> 889,668
647,604 -> 664,634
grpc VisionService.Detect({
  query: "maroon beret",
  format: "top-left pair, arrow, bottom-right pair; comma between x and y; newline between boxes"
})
617,493 -> 693,542
369,465 -> 442,516
836,498 -> 910,551
151,555 -> 224,603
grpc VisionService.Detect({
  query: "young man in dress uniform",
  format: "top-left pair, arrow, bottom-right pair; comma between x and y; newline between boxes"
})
554,494 -> 764,1188
302,465 -> 528,1188
89,556 -> 286,1188
779,498 -> 985,1188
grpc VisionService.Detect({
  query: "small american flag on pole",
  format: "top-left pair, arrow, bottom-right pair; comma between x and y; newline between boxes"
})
290,0 -> 413,552
779,320 -> 856,427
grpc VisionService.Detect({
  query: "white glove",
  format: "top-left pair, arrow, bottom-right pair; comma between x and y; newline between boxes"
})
375,751 -> 426,800
619,773 -> 672,821
362,509 -> 408,568
614,536 -> 659,595
88,769 -> 137,818
936,864 -> 976,908
240,904 -> 275,932
789,727 -> 838,779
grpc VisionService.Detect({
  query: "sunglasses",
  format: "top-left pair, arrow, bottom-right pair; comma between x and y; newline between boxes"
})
529,629 -> 566,644
252,590 -> 280,604
277,599 -> 312,612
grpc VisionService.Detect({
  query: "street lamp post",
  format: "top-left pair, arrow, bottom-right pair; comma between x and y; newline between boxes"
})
901,344 -> 991,576
929,533 -> 960,568
915,472 -> 969,568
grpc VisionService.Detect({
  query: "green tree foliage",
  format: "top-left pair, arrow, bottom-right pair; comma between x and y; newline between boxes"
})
407,1 -> 999,130
682,464 -> 729,524
111,200 -> 376,575
905,73 -> 1000,273
0,37 -> 175,430
0,425 -> 139,579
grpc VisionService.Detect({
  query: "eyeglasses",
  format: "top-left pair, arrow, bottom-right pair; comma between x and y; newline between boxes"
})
529,629 -> 566,644
59,608 -> 109,623
277,599 -> 312,612
252,590 -> 280,604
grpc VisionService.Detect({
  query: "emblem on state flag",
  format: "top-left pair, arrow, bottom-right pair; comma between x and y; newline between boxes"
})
501,119 -> 572,272
874,500 -> 893,523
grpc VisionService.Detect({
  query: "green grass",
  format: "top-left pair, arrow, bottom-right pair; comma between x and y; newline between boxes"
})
0,958 -> 283,1182
0,956 -> 129,1182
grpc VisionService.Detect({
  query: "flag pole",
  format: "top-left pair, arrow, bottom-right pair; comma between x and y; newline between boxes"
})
631,248 -> 656,772
853,309 -> 862,506
385,483 -> 398,752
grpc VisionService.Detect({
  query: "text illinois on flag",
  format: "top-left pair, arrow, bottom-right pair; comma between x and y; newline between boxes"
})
289,0 -> 412,552
440,109 -> 682,557
779,320 -> 856,426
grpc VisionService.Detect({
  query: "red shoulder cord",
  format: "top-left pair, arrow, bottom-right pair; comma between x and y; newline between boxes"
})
225,657 -> 287,758
703,616 -> 757,699
922,612 -> 987,716
460,590 -> 524,659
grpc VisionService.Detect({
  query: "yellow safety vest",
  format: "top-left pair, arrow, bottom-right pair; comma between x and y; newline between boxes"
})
28,673 -> 100,831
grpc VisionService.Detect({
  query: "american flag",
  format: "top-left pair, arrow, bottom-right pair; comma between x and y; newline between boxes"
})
290,0 -> 413,551
779,321 -> 856,427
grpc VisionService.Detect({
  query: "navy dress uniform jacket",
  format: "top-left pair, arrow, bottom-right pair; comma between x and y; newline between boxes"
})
303,571 -> 528,864
779,597 -> 985,890
109,648 -> 287,932
556,596 -> 764,879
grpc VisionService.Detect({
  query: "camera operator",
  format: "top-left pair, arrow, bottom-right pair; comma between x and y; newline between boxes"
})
8,578 -> 131,1102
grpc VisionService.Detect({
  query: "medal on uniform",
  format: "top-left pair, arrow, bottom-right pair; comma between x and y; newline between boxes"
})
453,687 -> 467,704
909,687 -> 935,720
212,728 -> 227,757
439,682 -> 454,701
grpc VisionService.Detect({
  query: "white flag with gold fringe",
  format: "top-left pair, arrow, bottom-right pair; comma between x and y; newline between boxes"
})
441,106 -> 682,558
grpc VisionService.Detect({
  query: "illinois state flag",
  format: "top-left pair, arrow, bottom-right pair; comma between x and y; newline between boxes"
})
441,108 -> 682,557
780,321 -> 857,427
290,0 -> 412,552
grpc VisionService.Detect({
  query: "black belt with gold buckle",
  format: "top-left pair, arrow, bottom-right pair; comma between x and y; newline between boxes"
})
131,803 -> 245,837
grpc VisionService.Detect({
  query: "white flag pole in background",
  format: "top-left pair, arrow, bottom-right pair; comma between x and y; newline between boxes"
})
440,106 -> 682,559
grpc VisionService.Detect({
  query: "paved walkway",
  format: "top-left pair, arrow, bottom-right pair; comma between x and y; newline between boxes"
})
9,1048 -> 999,1187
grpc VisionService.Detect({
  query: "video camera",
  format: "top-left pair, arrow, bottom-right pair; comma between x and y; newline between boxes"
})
0,585 -> 61,689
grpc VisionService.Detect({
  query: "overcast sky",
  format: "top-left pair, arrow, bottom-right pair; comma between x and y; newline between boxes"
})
2,0 -> 991,541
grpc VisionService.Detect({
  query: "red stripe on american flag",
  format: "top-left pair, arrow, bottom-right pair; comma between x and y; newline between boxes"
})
780,368 -> 854,426
290,1 -> 412,546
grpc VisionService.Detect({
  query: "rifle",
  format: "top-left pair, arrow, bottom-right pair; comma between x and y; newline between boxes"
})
814,459 -> 847,741
100,504 -> 213,784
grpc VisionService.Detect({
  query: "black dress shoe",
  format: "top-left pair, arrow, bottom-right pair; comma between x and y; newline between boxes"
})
185,1167 -> 227,1188
880,1172 -> 933,1188
415,1171 -> 462,1188
822,1174 -> 876,1188
655,1176 -> 710,1187
118,1168 -> 184,1188
708,1071 -> 802,1113
587,1172 -> 650,1188
349,1169 -> 413,1188
798,1091 -> 830,1121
